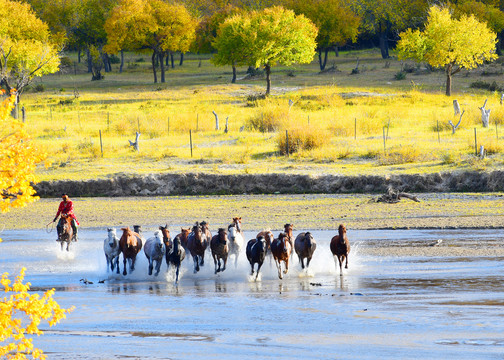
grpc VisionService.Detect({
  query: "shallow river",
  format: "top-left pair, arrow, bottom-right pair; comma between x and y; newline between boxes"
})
1,228 -> 503,359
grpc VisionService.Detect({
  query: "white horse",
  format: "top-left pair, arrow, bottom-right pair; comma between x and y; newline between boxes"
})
144,230 -> 166,276
227,217 -> 244,268
103,228 -> 121,274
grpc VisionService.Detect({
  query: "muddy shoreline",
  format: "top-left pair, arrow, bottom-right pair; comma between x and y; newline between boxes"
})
33,170 -> 504,197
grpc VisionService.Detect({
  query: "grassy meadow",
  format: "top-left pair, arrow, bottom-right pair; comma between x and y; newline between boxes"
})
19,49 -> 504,182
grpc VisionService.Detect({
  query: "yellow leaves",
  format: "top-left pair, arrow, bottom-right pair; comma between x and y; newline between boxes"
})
398,5 -> 497,70
0,90 -> 46,213
0,268 -> 74,359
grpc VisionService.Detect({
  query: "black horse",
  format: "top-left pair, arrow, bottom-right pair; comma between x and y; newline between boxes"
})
166,235 -> 186,283
246,236 -> 267,281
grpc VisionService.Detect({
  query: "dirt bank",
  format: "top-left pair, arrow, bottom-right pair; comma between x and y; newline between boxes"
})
33,170 -> 504,197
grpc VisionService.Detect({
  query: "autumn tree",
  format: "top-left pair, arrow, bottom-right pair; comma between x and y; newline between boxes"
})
1,268 -> 74,358
0,0 -> 61,102
105,0 -> 197,83
397,5 -> 498,96
212,6 -> 318,95
283,0 -> 360,71
0,89 -> 46,214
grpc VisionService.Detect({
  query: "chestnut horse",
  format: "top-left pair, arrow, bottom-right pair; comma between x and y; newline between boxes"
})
228,217 -> 244,268
159,224 -> 171,252
256,230 -> 274,255
330,224 -> 350,276
57,215 -> 73,251
166,235 -> 186,283
270,232 -> 292,279
186,222 -> 207,273
246,236 -> 267,281
294,232 -> 317,269
103,228 -> 121,274
283,223 -> 294,256
200,221 -> 212,251
210,228 -> 229,274
119,227 -> 143,276
176,227 -> 191,250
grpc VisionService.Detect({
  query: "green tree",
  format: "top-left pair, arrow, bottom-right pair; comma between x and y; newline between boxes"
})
105,0 -> 197,83
283,0 -> 360,70
0,0 -> 61,96
397,5 -> 498,96
212,6 -> 318,95
353,0 -> 428,59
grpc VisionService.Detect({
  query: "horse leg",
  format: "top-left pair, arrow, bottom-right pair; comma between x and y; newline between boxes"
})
256,261 -> 263,281
66,241 -> 70,251
306,256 -> 312,269
284,257 -> 289,275
199,254 -> 205,266
345,254 -> 349,269
338,255 -> 343,276
148,257 -> 153,276
234,252 -> 239,268
154,259 -> 162,276
300,256 -> 305,270
175,264 -> 180,283
193,255 -> 199,273
123,256 -> 128,276
250,262 -> 255,276
222,255 -> 227,273
106,255 -> 110,272
114,257 -> 120,274
274,258 -> 282,279
213,254 -> 218,274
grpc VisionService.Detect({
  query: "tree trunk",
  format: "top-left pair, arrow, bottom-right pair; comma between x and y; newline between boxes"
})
159,53 -> 165,83
378,22 -> 390,59
334,46 -> 339,57
86,47 -> 92,73
151,51 -> 158,83
445,64 -> 452,96
265,63 -> 271,96
318,50 -> 324,71
119,50 -> 124,73
170,53 -> 175,69
179,53 -> 184,66
103,53 -> 111,72
78,48 -> 81,63
232,64 -> 236,83
317,49 -> 330,71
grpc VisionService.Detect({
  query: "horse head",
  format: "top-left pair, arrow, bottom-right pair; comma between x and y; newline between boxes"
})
159,224 -> 171,246
232,217 -> 242,233
192,222 -> 205,244
217,228 -> 228,245
107,228 -> 118,248
279,232 -> 289,253
283,223 -> 293,236
120,227 -> 138,249
338,224 -> 347,239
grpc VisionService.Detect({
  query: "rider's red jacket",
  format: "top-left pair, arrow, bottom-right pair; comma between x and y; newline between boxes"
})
55,200 -> 79,225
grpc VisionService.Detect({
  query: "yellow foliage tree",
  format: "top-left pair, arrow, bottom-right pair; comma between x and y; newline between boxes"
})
397,5 -> 498,96
0,89 -> 46,217
0,268 -> 74,359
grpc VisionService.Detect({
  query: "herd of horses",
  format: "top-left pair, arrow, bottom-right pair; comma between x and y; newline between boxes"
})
100,217 -> 351,283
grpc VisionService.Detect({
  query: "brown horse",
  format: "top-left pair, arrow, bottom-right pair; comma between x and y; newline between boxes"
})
186,222 -> 207,273
283,223 -> 294,254
270,232 -> 292,279
256,230 -> 274,255
175,227 -> 191,250
210,228 -> 229,274
294,232 -> 317,269
200,221 -> 212,251
119,227 -> 143,276
57,215 -> 73,251
330,224 -> 350,276
160,224 -> 171,252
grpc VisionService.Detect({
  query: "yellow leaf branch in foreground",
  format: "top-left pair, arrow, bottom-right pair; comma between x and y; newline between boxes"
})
0,268 -> 74,359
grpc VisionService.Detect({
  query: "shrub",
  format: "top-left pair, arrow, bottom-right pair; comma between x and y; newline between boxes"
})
109,54 -> 120,64
34,84 -> 45,92
469,80 -> 503,92
59,56 -> 73,68
276,127 -> 330,155
247,106 -> 289,132
394,71 -> 406,80
378,144 -> 424,165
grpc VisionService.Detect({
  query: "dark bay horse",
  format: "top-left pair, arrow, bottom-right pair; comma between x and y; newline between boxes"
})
294,232 -> 317,269
246,236 -> 267,281
200,221 -> 212,251
330,224 -> 350,276
186,222 -> 207,273
57,215 -> 73,251
270,232 -> 292,279
210,228 -> 229,274
119,227 -> 143,276
256,230 -> 274,255
166,234 -> 185,283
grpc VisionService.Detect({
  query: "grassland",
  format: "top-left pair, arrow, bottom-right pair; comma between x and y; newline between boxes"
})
17,49 -> 504,182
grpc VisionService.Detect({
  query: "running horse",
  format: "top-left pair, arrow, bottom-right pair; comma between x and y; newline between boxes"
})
270,232 -> 293,279
57,214 -> 73,251
228,217 -> 244,268
294,232 -> 317,269
330,224 -> 350,276
186,222 -> 207,273
119,227 -> 143,276
210,228 -> 229,274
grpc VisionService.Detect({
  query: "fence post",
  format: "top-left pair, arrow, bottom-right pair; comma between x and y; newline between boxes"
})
354,118 -> 357,140
190,129 -> 193,158
99,130 -> 103,157
21,106 -> 26,123
437,119 -> 440,143
383,127 -> 387,154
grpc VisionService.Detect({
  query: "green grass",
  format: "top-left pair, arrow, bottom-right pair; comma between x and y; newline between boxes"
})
18,49 -> 504,182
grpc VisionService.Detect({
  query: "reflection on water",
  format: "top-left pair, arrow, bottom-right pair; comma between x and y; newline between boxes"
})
2,228 -> 504,359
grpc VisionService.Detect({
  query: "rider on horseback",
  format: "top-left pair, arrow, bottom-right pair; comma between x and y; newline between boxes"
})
53,194 -> 79,242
